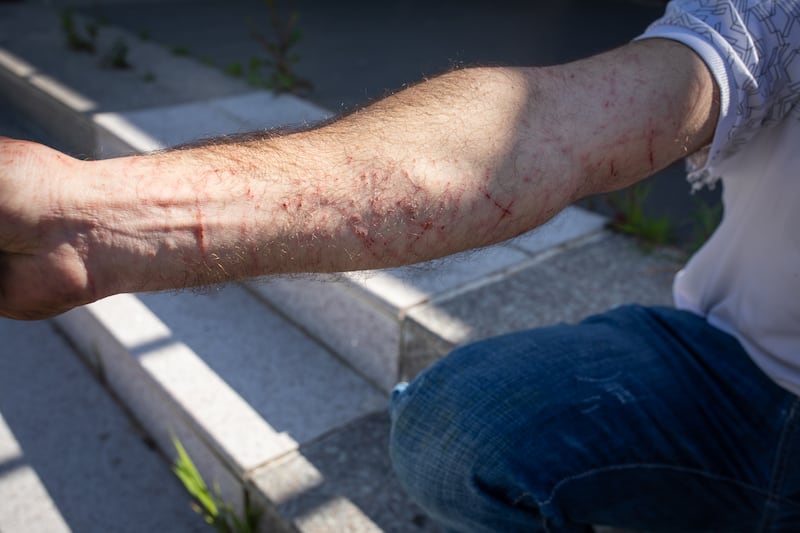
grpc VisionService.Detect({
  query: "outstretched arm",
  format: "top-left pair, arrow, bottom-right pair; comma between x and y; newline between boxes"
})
0,38 -> 718,319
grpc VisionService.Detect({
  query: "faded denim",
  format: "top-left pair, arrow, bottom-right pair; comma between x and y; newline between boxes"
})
389,305 -> 800,532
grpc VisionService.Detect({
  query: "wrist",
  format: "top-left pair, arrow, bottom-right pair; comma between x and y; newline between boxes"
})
81,148 -> 280,295
80,154 -> 207,296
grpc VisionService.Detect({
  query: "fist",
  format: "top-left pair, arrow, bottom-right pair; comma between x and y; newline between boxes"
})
0,138 -> 95,319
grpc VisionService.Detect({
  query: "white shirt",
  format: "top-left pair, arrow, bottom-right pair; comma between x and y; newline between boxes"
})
639,0 -> 800,394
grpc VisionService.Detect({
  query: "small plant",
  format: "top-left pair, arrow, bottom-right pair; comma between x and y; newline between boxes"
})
606,181 -> 672,249
142,70 -> 156,83
245,56 -> 262,86
172,45 -> 192,57
86,22 -> 99,42
60,9 -> 97,53
249,0 -> 312,93
224,62 -> 244,77
101,38 -> 131,69
171,434 -> 261,533
688,197 -> 723,253
138,29 -> 151,41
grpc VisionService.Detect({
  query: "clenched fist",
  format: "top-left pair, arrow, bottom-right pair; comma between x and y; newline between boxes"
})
0,138 -> 98,319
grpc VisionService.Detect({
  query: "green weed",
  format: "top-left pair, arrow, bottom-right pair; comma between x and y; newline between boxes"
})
688,197 -> 723,253
606,181 -> 672,249
101,38 -> 131,69
225,62 -> 244,77
60,9 -> 96,53
171,434 -> 261,533
248,0 -> 312,93
172,45 -> 191,57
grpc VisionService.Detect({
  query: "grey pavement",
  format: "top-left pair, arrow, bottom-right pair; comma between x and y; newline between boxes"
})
0,319 -> 206,533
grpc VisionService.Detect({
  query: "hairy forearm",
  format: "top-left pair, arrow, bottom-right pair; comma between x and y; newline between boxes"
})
0,38 -> 717,318
80,67 -> 561,295
84,39 -> 715,296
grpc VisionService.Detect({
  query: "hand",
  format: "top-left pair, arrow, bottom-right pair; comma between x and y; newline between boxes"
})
0,138 -> 95,320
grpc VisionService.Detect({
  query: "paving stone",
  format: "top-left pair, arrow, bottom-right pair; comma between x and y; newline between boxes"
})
247,275 -> 402,393
53,295 -> 249,511
0,318 -> 206,533
214,90 -> 330,130
509,206 -> 608,256
70,0 -> 667,112
348,244 -> 531,311
401,232 -> 683,377
245,240 -> 532,393
250,412 -> 441,533
0,47 -> 98,157
0,413 -> 70,533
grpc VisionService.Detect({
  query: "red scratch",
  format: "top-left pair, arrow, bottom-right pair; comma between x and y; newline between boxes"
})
481,188 -> 514,220
195,210 -> 207,256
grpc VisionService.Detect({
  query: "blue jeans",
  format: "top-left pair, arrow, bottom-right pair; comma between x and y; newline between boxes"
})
389,305 -> 800,532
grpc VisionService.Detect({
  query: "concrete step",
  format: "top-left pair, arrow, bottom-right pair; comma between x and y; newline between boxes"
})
0,4 -> 681,531
0,319 -> 208,533
51,285 -> 429,532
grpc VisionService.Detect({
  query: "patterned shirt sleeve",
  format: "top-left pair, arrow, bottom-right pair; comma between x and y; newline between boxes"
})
638,0 -> 800,189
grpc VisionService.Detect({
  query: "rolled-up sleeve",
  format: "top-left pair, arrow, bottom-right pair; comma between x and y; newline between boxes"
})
637,0 -> 800,189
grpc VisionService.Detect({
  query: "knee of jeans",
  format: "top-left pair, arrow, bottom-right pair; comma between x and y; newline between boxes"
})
388,352 -> 489,514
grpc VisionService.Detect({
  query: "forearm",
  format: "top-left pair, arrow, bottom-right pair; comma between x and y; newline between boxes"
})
83,38 -> 715,297
0,38 -> 717,318
80,67 -> 565,295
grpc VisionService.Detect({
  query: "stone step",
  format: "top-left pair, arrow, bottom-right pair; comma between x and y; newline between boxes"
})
51,285 -> 435,532
0,318 -> 207,533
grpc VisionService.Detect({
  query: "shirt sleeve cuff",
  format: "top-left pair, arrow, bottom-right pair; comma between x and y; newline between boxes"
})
634,26 -> 734,189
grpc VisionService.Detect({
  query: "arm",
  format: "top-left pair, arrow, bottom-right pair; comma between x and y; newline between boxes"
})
0,38 -> 718,319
